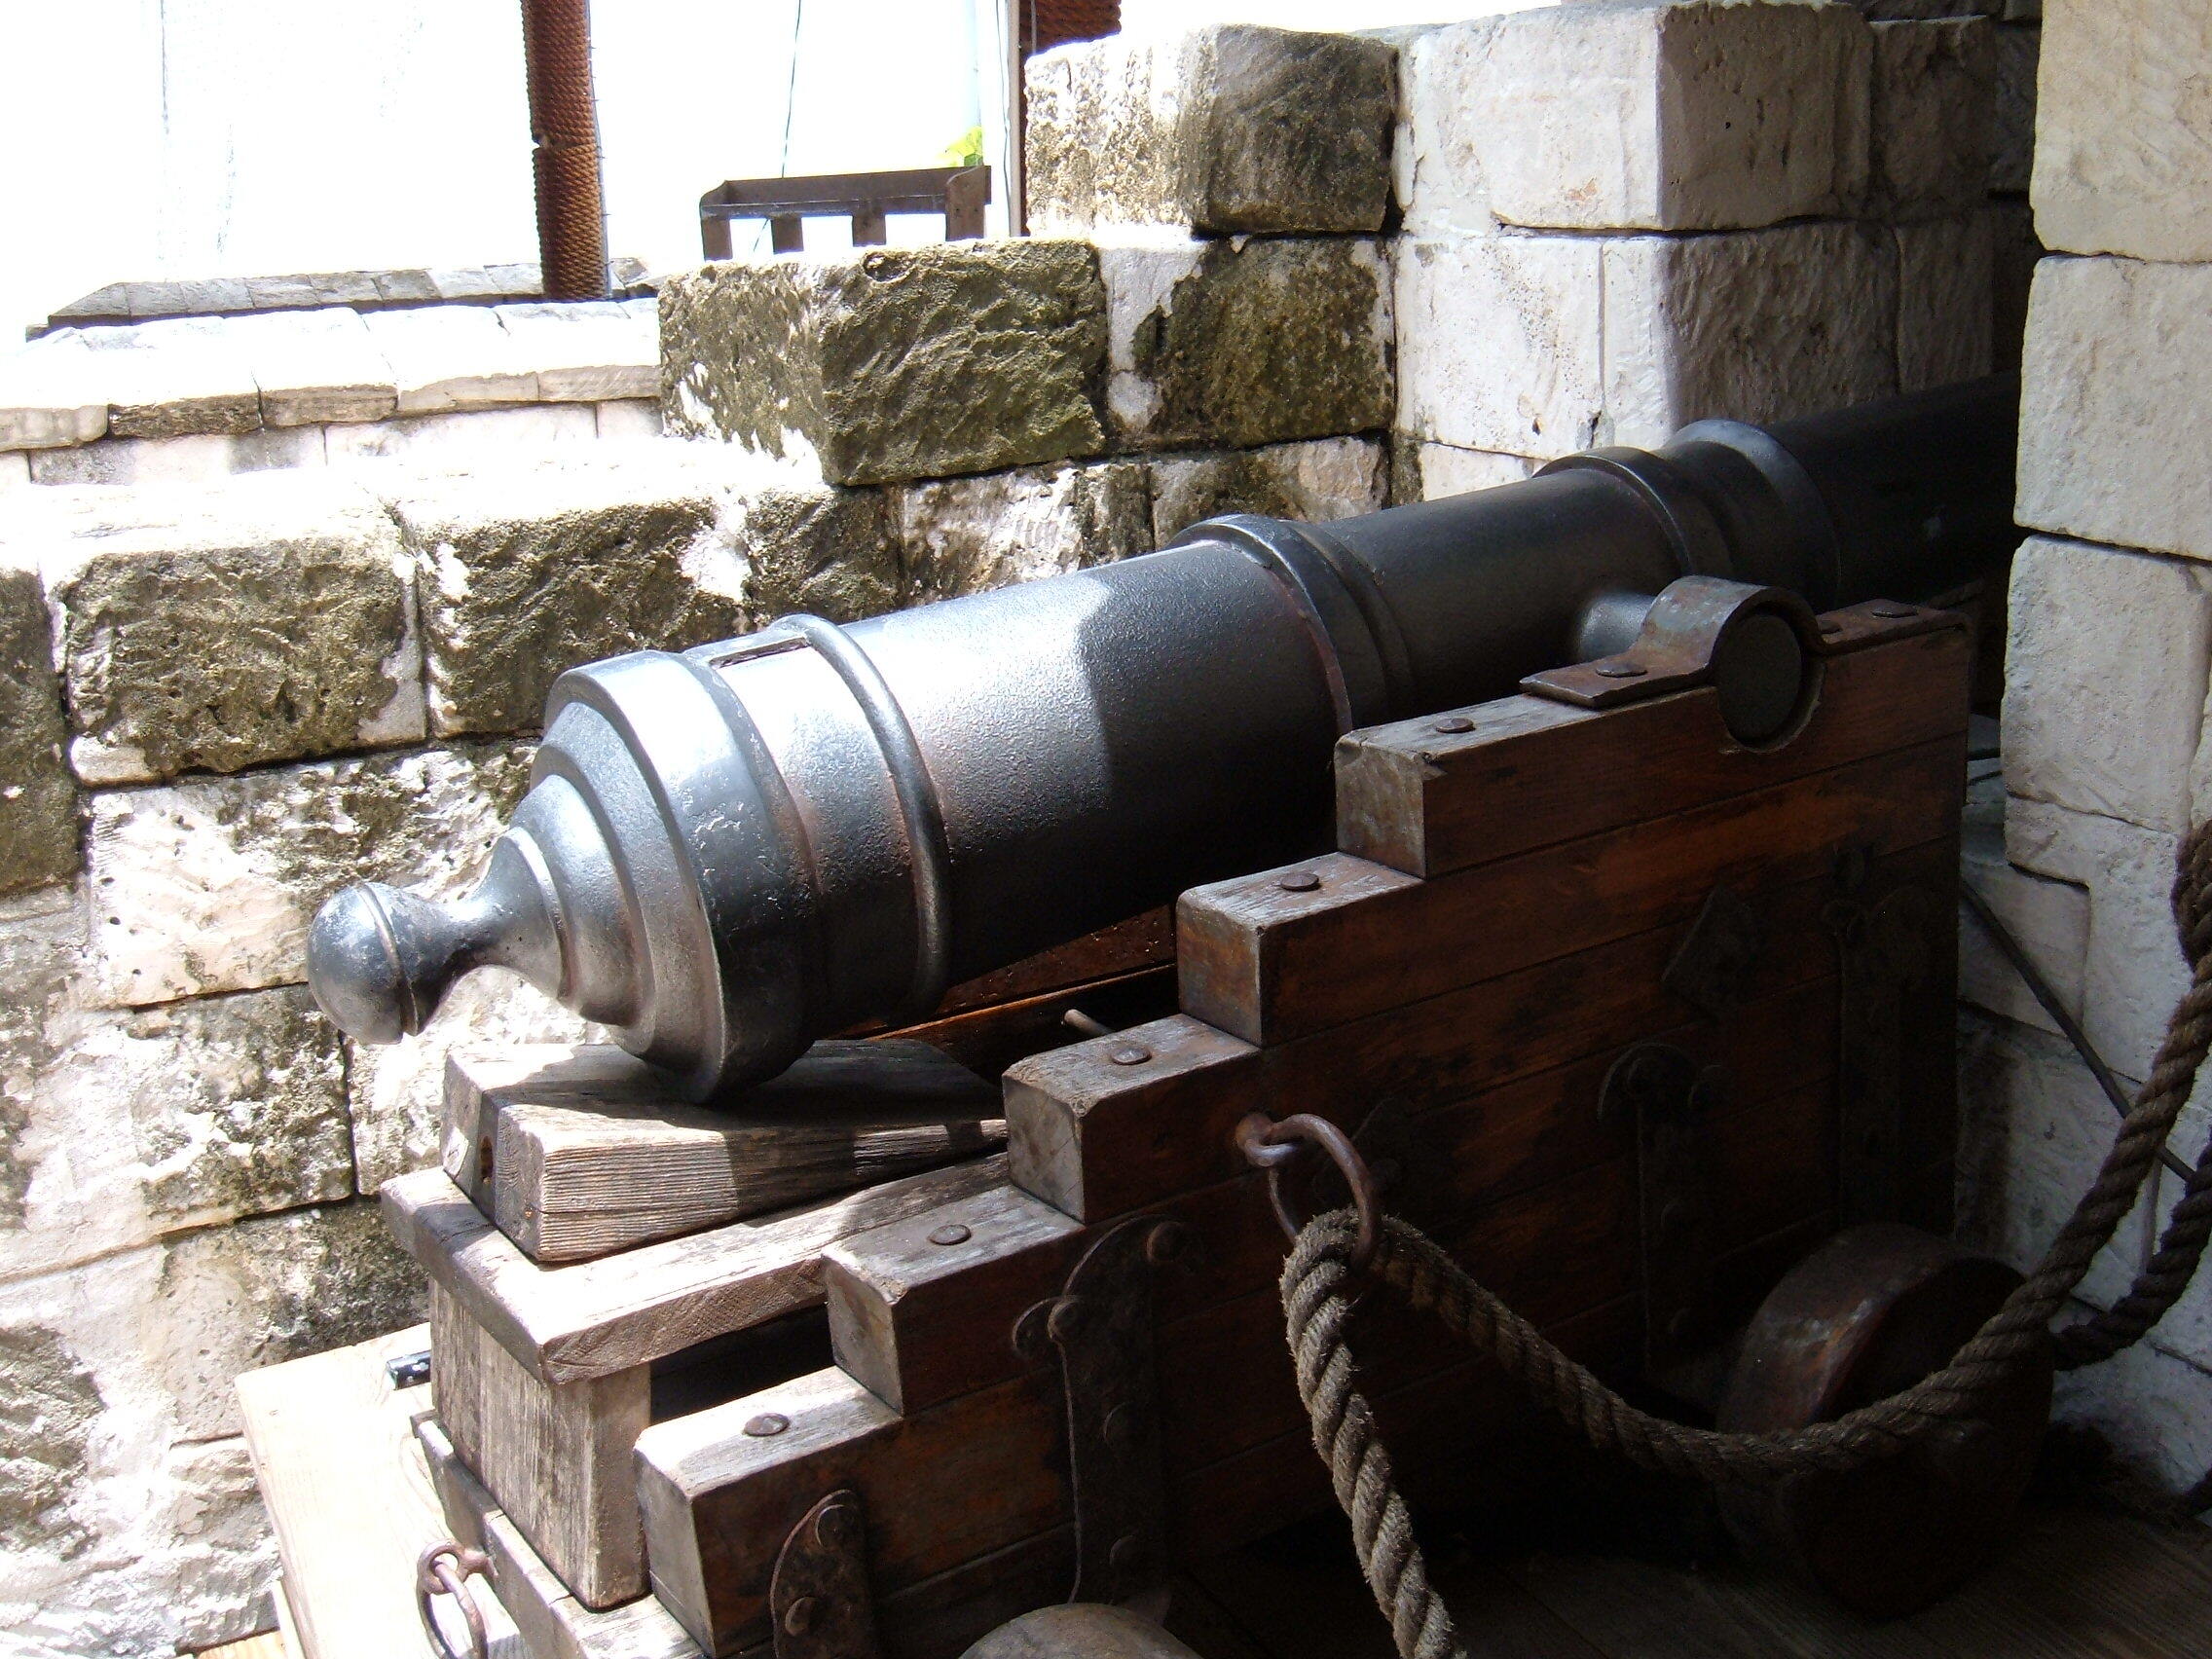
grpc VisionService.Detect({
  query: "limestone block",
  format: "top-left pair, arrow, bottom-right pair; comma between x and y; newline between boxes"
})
380,458 -> 751,735
0,890 -> 87,1234
595,398 -> 663,441
153,1201 -> 425,1439
1990,20 -> 2039,195
1101,239 -> 1393,452
84,742 -> 533,1008
2052,1339 -> 2212,1499
35,988 -> 352,1238
1987,199 -> 2040,373
81,319 -> 263,441
898,461 -> 1153,603
1843,2 -> 2003,15
322,402 -> 598,466
225,308 -> 398,426
2008,797 -> 2189,1081
1896,213 -> 1995,391
493,301 -> 658,402
123,278 -> 252,320
1148,436 -> 1386,543
1402,444 -> 1537,504
1603,221 -> 1899,450
0,334 -> 108,452
430,266 -> 509,302
1397,234 -> 1602,458
659,240 -> 1108,487
362,305 -> 539,413
1956,1011 -> 2159,1314
26,425 -> 327,488
0,556 -> 78,894
1959,802 -> 2088,1040
1,452 -> 26,491
1025,25 -> 1397,238
1467,0 -> 1869,233
719,478 -> 902,625
2017,256 -> 2212,563
2004,537 -> 2211,833
1394,18 -> 1503,237
27,471 -> 421,782
1868,18 -> 1997,221
347,967 -> 599,1195
2033,0 -> 2212,262
376,271 -> 440,304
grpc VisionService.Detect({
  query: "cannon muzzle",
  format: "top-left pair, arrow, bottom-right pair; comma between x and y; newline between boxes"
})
309,377 -> 2017,1098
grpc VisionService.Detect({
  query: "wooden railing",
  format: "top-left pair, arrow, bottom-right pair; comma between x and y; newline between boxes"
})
699,166 -> 991,258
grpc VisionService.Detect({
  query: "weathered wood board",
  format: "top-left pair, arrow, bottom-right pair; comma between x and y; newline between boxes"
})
443,1040 -> 1004,1264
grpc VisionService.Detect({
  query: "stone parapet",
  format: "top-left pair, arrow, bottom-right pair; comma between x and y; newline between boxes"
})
1866,17 -> 1997,221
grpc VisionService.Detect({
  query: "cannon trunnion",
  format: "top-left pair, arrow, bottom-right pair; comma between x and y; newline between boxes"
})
311,379 -> 2014,1100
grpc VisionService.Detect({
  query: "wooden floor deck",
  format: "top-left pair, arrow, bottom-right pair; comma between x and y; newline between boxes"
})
1165,1503 -> 2212,1659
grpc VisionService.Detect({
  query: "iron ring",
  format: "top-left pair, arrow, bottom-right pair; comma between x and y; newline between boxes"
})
1234,1112 -> 1381,1273
416,1541 -> 492,1659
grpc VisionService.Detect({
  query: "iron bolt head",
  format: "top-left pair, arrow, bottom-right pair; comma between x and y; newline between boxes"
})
1104,1401 -> 1142,1453
1818,619 -> 1843,636
1276,870 -> 1321,893
744,1413 -> 789,1438
1595,660 -> 1647,680
1433,716 -> 1474,734
928,1223 -> 972,1246
1869,604 -> 1916,618
1107,1043 -> 1152,1066
784,1597 -> 819,1636
816,1502 -> 859,1549
1110,1533 -> 1149,1574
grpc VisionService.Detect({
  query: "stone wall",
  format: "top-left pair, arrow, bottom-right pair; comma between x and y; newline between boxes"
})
1960,0 -> 2212,1500
0,7 -> 2033,1654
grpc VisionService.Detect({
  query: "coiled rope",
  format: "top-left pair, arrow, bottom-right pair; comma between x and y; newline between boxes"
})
1276,819 -> 2212,1659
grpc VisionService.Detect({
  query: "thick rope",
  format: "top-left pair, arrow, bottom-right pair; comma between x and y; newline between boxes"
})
1281,818 -> 2212,1657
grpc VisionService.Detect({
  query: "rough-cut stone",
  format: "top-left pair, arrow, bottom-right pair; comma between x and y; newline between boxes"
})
1896,213 -> 1995,391
493,300 -> 658,402
25,426 -> 327,488
1464,0 -> 1869,233
2033,0 -> 2212,262
0,891 -> 87,1235
660,240 -> 1108,487
85,742 -> 533,1008
1100,239 -> 1392,452
898,461 -> 1152,602
1397,234 -> 1602,458
1603,221 -> 1899,450
160,1437 -> 279,1654
362,304 -> 539,413
594,398 -> 663,441
1987,200 -> 2040,373
322,401 -> 599,464
0,1323 -> 104,1558
225,308 -> 398,426
0,556 -> 77,894
25,471 -> 421,782
348,967 -> 599,1194
85,320 -> 263,440
0,334 -> 108,452
1960,803 -> 2088,1042
1,452 -> 26,491
1867,18 -> 1997,220
1147,436 -> 1386,542
719,478 -> 902,626
1025,25 -> 1397,238
1401,443 -> 1537,504
1957,1010 -> 2160,1314
2007,797 -> 2189,1081
2051,1339 -> 2212,1500
1990,20 -> 2039,195
154,1200 -> 425,1439
2004,537 -> 2211,834
2018,255 -> 2212,564
380,458 -> 751,735
43,988 -> 352,1233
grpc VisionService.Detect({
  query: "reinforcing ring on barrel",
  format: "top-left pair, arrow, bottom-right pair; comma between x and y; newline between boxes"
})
416,1540 -> 492,1659
1235,1113 -> 1381,1274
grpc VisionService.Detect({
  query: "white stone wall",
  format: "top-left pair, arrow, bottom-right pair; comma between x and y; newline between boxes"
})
1962,0 -> 2212,1502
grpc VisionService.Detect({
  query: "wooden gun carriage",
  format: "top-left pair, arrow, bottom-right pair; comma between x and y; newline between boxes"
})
379,577 -> 1975,1659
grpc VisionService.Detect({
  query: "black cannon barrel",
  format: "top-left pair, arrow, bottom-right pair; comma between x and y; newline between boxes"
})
308,377 -> 2018,1099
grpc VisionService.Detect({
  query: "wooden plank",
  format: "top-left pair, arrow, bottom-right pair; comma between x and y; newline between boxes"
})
1335,624 -> 1970,879
1013,836 -> 1956,1224
1181,732 -> 1964,1047
236,1324 -> 520,1659
431,1286 -> 650,1609
443,1040 -> 1002,1264
380,1153 -> 1010,1384
923,907 -> 1174,1018
417,1413 -> 705,1659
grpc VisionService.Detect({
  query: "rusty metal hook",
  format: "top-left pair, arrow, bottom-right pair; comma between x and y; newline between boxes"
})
1235,1112 -> 1381,1273
416,1540 -> 492,1659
